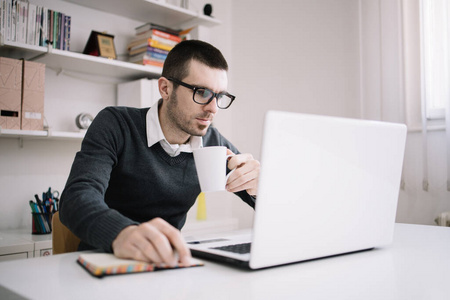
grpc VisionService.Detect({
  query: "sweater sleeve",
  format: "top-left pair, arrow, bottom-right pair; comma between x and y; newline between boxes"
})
59,108 -> 138,252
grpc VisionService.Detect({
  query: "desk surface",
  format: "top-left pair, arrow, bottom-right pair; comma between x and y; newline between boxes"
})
0,223 -> 449,300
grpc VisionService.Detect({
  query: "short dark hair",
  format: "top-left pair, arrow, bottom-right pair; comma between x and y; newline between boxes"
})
162,40 -> 228,81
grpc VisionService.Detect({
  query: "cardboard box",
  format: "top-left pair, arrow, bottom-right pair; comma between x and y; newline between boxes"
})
0,57 -> 23,130
21,60 -> 45,130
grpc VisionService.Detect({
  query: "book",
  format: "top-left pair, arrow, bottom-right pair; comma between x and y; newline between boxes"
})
134,28 -> 181,43
11,0 -> 18,42
135,22 -> 181,36
129,45 -> 168,56
52,10 -> 57,48
64,15 -> 71,50
142,57 -> 165,68
34,5 -> 41,46
148,38 -> 175,51
40,7 -> 47,46
77,253 -> 204,278
0,0 -> 5,41
16,0 -> 27,44
129,50 -> 165,67
26,3 -> 35,45
6,0 -> 11,41
130,50 -> 167,62
129,55 -> 164,68
128,34 -> 177,52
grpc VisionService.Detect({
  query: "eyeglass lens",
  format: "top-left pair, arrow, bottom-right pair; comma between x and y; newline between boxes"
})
194,88 -> 233,108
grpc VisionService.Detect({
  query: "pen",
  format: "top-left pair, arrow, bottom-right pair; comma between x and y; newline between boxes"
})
34,194 -> 44,213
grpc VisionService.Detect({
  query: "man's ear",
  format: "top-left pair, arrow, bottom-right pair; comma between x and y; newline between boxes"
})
158,77 -> 171,100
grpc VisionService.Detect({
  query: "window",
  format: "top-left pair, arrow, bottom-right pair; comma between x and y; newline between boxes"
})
420,0 -> 450,120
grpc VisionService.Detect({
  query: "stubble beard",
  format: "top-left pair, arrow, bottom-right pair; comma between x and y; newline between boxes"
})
167,90 -> 211,137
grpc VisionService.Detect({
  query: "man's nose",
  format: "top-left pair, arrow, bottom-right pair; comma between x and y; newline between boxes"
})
204,97 -> 219,113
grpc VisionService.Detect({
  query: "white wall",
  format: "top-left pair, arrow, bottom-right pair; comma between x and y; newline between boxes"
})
227,0 -> 361,228
229,0 -> 361,158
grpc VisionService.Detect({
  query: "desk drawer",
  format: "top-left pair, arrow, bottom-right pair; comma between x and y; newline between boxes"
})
0,252 -> 29,262
37,249 -> 52,257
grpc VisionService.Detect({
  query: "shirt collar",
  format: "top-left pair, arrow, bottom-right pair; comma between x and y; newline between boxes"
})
146,100 -> 203,156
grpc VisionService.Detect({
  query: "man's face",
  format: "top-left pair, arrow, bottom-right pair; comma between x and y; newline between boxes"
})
166,60 -> 228,138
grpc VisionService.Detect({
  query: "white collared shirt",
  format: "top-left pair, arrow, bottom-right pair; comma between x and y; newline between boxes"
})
146,100 -> 203,157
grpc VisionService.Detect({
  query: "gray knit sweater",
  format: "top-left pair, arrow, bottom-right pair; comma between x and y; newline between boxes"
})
60,106 -> 255,251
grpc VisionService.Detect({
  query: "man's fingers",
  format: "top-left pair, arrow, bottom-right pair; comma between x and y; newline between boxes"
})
226,148 -> 235,156
225,153 -> 260,195
151,218 -> 192,266
227,158 -> 259,187
227,172 -> 258,194
112,219 -> 191,267
227,153 -> 252,170
130,242 -> 161,263
137,223 -> 174,264
114,225 -> 165,264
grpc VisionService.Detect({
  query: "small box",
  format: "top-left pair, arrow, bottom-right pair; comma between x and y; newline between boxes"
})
21,60 -> 45,130
117,78 -> 160,108
0,57 -> 23,130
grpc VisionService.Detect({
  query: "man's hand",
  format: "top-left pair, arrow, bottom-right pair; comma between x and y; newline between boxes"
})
226,149 -> 260,196
112,218 -> 192,267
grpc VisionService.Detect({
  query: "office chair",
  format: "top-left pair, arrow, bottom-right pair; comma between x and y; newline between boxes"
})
52,211 -> 81,254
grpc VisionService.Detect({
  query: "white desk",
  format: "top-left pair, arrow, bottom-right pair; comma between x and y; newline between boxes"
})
0,223 -> 449,300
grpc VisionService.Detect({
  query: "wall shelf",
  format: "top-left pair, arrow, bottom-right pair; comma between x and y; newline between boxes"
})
0,41 -> 162,81
62,0 -> 221,28
0,0 -> 222,81
0,128 -> 85,141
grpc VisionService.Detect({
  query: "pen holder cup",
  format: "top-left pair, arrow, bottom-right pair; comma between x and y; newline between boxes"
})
31,212 -> 53,234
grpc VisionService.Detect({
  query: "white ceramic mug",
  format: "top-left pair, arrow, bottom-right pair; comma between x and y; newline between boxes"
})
193,146 -> 235,192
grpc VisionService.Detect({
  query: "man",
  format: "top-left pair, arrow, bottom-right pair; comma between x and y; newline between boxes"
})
60,40 -> 260,267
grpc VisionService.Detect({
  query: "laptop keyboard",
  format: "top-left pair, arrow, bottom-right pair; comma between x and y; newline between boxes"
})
211,242 -> 252,254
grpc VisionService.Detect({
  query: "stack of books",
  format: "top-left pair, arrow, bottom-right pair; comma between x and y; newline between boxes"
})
127,23 -> 182,68
0,0 -> 71,50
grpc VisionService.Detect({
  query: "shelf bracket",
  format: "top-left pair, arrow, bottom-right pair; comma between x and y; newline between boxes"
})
28,43 -> 53,61
19,137 -> 24,148
47,128 -> 53,138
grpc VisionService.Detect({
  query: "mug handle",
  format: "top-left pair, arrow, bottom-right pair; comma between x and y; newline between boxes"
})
225,154 -> 236,182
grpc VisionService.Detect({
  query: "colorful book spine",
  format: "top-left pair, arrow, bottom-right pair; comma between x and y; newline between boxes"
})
64,15 -> 70,50
150,28 -> 181,43
17,1 -> 27,44
142,58 -> 164,68
11,0 -> 18,42
147,50 -> 167,61
40,7 -> 47,46
26,3 -> 35,45
148,38 -> 174,52
34,5 -> 41,46
52,10 -> 57,48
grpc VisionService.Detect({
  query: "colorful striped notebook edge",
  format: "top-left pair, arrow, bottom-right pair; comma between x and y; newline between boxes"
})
77,253 -> 204,278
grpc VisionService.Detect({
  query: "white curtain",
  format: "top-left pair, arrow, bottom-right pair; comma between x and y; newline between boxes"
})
419,0 -> 450,191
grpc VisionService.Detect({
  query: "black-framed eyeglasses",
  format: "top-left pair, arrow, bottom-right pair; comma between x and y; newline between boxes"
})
168,77 -> 236,109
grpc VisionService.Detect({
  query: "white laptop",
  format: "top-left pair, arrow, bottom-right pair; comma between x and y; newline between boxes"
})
187,111 -> 407,269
